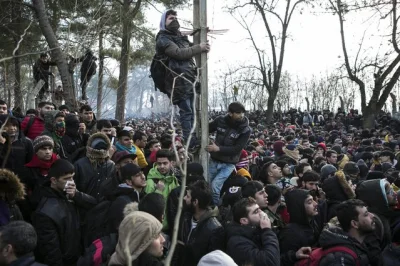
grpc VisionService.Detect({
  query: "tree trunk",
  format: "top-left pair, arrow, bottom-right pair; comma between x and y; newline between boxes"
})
3,64 -> 8,104
265,92 -> 276,122
138,86 -> 144,114
305,97 -> 310,111
115,0 -> 131,122
390,93 -> 397,114
12,1 -> 23,109
32,0 -> 76,109
339,96 -> 345,112
363,109 -> 375,129
97,29 -> 104,118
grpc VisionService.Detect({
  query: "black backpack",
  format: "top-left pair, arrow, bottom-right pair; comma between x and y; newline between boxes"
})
77,234 -> 117,266
150,54 -> 170,96
83,201 -> 112,247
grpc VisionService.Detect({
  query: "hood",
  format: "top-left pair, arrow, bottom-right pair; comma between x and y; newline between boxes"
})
198,250 -> 238,266
86,132 -> 111,163
198,206 -> 219,223
285,189 -> 310,226
322,171 -> 355,202
0,169 -> 25,201
283,147 -> 300,162
43,110 -> 60,132
356,179 -> 389,214
338,154 -> 350,170
318,226 -> 363,250
104,186 -> 139,201
87,132 -> 111,149
226,222 -> 257,240
0,115 -> 22,140
159,10 -> 168,30
65,114 -> 80,137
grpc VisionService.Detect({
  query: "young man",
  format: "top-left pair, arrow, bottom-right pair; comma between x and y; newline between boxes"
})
317,199 -> 372,266
79,105 -> 97,134
258,161 -> 283,185
0,99 -> 8,115
41,111 -> 67,159
96,119 -> 113,139
61,114 -> 89,163
0,221 -> 45,266
174,180 -> 224,266
225,197 -> 280,266
241,181 -> 269,211
264,184 -> 286,234
21,102 -> 55,140
33,159 -> 96,266
207,102 -> 251,205
133,131 -> 148,168
115,130 -> 136,154
326,150 -> 338,166
298,170 -> 320,191
33,53 -> 57,102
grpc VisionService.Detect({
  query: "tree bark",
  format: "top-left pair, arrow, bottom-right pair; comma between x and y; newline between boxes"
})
12,1 -> 23,109
32,0 -> 76,109
265,92 -> 276,122
339,96 -> 344,112
390,92 -> 397,114
97,29 -> 104,118
305,97 -> 310,111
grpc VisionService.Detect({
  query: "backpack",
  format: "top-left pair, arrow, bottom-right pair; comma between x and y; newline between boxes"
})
294,246 -> 360,266
83,201 -> 112,247
149,54 -> 170,96
77,234 -> 117,266
23,116 -> 35,137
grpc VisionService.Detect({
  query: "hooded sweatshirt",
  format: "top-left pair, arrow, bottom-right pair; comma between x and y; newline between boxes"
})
41,110 -> 67,159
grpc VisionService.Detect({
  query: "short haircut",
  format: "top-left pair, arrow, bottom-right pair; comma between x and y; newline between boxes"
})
96,119 -> 112,130
326,150 -> 337,158
38,102 -> 55,108
133,131 -> 147,142
165,9 -> 177,18
138,193 -> 165,223
79,104 -> 92,113
187,180 -> 213,210
336,199 -> 367,232
26,109 -> 38,116
147,139 -> 160,149
265,184 -> 282,206
314,156 -> 326,165
242,181 -> 264,199
295,162 -> 311,176
232,197 -> 256,224
48,159 -> 74,179
160,134 -> 172,149
0,99 -> 6,105
58,105 -> 69,111
156,149 -> 174,161
300,170 -> 320,183
228,102 -> 246,113
0,221 -> 37,257
54,111 -> 65,120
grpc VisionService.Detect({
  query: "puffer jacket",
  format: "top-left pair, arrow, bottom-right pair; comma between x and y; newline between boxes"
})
209,115 -> 251,164
21,115 -> 45,140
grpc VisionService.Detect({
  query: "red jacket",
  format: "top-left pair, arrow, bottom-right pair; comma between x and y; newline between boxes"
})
21,116 -> 45,140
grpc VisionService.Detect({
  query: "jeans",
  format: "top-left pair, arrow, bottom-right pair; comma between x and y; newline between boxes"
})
177,97 -> 194,143
209,159 -> 236,205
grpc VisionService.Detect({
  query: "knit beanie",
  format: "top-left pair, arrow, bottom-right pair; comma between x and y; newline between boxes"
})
108,211 -> 162,265
320,164 -> 337,181
198,250 -> 238,266
33,135 -> 54,153
237,168 -> 252,180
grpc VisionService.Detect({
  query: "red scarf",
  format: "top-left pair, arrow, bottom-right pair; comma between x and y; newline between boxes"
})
25,153 -> 58,176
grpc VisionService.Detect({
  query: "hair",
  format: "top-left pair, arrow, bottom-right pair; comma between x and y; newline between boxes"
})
147,139 -> 160,149
300,170 -> 320,183
314,156 -> 326,165
96,119 -> 112,130
257,161 -> 274,184
160,134 -> 172,149
156,149 -> 174,161
58,105 -> 69,111
326,150 -> 337,158
48,159 -> 74,179
0,99 -> 6,106
133,131 -> 147,142
79,104 -> 92,113
228,102 -> 246,113
109,119 -> 120,127
26,109 -> 38,116
336,199 -> 367,232
54,111 -> 65,120
0,221 -> 37,257
242,181 -> 264,199
265,184 -> 281,206
165,9 -> 177,18
232,197 -> 257,224
187,180 -> 213,210
38,102 -> 55,108
138,193 -> 166,223
295,162 -> 311,176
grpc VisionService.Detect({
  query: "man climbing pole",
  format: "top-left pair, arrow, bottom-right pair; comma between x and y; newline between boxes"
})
80,50 -> 97,101
33,53 -> 57,102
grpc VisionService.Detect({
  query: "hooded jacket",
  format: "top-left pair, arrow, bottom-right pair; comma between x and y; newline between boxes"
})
61,114 -> 88,163
145,164 -> 179,199
173,207 -> 225,266
209,115 -> 251,164
41,111 -> 67,159
74,133 -> 115,201
0,169 -> 24,225
0,115 -> 33,175
225,222 -> 280,266
155,11 -> 202,104
279,189 -> 320,266
33,184 -> 96,266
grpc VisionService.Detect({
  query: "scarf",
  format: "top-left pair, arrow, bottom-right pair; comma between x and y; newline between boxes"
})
115,141 -> 136,154
25,153 -> 58,176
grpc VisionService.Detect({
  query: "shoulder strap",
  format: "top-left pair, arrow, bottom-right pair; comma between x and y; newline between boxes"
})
24,116 -> 35,137
322,246 -> 360,266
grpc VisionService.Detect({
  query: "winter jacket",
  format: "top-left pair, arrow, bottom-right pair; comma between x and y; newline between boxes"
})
33,185 -> 96,266
109,252 -> 163,266
155,30 -> 201,104
133,144 -> 148,168
381,243 -> 400,266
145,165 -> 179,199
318,226 -> 370,266
173,208 -> 225,266
226,223 -> 280,266
279,189 -> 321,266
21,115 -> 45,140
9,254 -> 47,266
0,169 -> 25,226
209,115 -> 251,164
0,115 -> 33,175
41,111 -> 67,159
33,58 -> 56,82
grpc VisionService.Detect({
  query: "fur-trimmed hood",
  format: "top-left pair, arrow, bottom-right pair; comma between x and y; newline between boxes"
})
86,132 -> 111,162
0,169 -> 25,201
322,170 -> 355,202
87,132 -> 111,149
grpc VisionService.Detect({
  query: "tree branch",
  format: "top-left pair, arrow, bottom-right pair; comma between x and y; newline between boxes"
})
392,0 -> 400,53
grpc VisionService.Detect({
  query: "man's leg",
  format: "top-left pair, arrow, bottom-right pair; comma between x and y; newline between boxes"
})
177,97 -> 193,144
210,162 -> 236,205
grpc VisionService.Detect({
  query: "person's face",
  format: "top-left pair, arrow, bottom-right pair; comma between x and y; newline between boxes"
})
254,188 -> 268,209
229,111 -> 244,121
150,142 -> 161,152
60,109 -> 69,114
36,146 -> 53,161
55,116 -> 64,124
395,145 -> 400,153
354,206 -> 375,234
138,136 -> 148,149
282,164 -> 291,176
146,233 -> 165,258
100,127 -> 112,136
127,171 -> 146,190
304,195 -> 318,217
0,233 -> 12,265
183,189 -> 196,213
82,110 -> 93,122
347,135 -> 353,142
178,147 -> 187,162
375,143 -> 383,150
156,157 -> 172,175
117,157 -> 137,171
268,163 -> 282,179
388,135 -> 394,142
241,204 -> 263,226
303,181 -> 319,191
40,56 -> 48,63
39,104 -> 54,116
120,136 -> 133,148
3,122 -> 17,137
380,155 -> 391,163
327,153 -> 337,164
302,141 -> 310,148
385,182 -> 398,206
165,14 -> 177,26
0,104 -> 7,115
51,172 -> 74,192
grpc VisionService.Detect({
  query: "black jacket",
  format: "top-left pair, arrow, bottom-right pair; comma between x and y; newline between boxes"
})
381,243 -> 400,266
9,254 -> 47,266
209,115 -> 251,164
226,223 -> 280,266
61,114 -> 88,163
166,186 -> 181,236
33,186 -> 96,266
173,208 -> 225,266
74,157 -> 115,201
318,226 -> 370,266
109,252 -> 163,266
156,30 -> 199,104
279,189 -> 321,266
